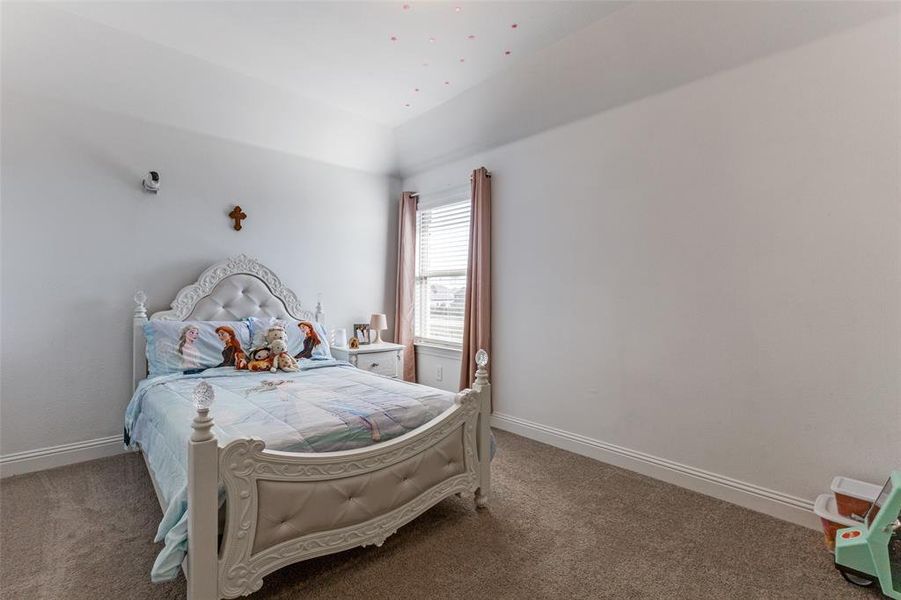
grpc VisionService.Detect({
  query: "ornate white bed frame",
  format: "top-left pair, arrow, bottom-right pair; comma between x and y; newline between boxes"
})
132,255 -> 491,599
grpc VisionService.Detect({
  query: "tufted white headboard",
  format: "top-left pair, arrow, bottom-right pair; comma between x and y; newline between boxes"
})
132,255 -> 323,389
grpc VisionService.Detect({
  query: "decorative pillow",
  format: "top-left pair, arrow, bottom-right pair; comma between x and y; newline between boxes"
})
246,316 -> 331,361
144,320 -> 252,376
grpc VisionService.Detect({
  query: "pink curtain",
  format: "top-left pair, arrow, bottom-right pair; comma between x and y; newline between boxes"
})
460,167 -> 491,395
394,192 -> 418,382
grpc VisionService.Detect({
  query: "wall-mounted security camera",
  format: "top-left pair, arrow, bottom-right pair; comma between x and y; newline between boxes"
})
142,171 -> 160,193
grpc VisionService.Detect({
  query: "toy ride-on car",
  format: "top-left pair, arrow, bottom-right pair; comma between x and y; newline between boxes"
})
834,470 -> 901,599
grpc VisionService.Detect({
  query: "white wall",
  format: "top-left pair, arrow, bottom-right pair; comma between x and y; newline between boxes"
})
0,90 -> 399,459
404,14 -> 901,512
0,6 -> 400,462
414,346 -> 462,393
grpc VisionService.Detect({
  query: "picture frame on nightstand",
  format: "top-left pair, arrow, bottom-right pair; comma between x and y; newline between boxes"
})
353,323 -> 370,345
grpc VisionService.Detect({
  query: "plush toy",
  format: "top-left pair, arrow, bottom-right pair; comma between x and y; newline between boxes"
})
247,347 -> 274,372
269,338 -> 299,372
265,325 -> 288,347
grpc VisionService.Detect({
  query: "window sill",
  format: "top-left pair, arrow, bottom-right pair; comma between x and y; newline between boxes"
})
414,343 -> 462,360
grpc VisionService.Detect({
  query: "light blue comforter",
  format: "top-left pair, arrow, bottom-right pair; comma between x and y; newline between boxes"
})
124,360 -> 456,582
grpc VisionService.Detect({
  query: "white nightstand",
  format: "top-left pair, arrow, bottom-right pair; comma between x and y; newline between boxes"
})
331,342 -> 404,379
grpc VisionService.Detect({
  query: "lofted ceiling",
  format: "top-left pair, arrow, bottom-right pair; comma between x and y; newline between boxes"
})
55,1 -> 626,127
12,1 -> 894,176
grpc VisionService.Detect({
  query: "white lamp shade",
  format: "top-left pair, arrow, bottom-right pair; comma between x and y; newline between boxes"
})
369,313 -> 388,331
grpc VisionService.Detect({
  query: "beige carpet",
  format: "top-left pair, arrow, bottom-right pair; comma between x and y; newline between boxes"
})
0,430 -> 879,600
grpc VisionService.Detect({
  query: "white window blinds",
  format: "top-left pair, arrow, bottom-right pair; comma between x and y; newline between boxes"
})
415,196 -> 471,347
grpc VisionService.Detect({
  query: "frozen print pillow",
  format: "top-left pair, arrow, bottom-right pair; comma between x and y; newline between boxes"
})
246,316 -> 331,361
144,320 -> 252,376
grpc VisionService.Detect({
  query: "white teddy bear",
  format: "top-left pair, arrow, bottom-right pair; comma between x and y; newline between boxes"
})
265,325 -> 299,372
265,324 -> 288,346
269,338 -> 299,372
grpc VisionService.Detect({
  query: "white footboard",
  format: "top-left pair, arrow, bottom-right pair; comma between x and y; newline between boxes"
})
186,354 -> 492,600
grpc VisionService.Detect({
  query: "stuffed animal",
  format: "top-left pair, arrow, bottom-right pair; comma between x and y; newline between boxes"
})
265,325 -> 288,347
269,338 -> 299,372
247,347 -> 274,372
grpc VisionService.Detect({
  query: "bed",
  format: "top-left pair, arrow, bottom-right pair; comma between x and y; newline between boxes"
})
128,255 -> 491,599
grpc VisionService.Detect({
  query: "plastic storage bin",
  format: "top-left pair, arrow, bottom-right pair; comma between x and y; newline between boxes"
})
814,493 -> 858,551
830,476 -> 881,522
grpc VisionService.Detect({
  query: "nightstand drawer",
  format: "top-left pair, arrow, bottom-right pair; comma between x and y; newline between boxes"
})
355,350 -> 399,378
331,342 -> 404,380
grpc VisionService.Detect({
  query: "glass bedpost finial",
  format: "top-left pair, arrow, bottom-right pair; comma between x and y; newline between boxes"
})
475,349 -> 488,368
134,290 -> 147,305
192,380 -> 215,411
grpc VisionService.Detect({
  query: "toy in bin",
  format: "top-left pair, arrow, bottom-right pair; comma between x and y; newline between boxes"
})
833,471 -> 901,598
832,476 -> 884,522
815,494 -> 859,551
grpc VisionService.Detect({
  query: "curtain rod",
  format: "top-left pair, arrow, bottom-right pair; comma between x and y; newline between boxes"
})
409,171 -> 491,197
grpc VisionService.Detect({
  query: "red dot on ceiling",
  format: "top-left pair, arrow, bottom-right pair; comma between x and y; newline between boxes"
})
467,34 -> 476,40
460,57 -> 466,62
402,3 -> 411,10
390,36 -> 398,42
511,23 -> 518,29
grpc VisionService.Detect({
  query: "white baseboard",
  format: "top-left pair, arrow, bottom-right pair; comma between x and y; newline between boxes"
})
0,435 -> 126,478
490,412 -> 819,531
0,416 -> 820,530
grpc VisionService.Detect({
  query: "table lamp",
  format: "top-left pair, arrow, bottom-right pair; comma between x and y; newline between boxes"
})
370,313 -> 388,344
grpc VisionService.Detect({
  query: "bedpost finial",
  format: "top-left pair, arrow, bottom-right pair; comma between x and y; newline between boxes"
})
474,349 -> 489,387
193,380 -> 215,410
191,381 -> 216,442
134,290 -> 148,320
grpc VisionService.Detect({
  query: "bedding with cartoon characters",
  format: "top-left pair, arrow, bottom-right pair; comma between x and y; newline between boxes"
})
124,360 -> 457,582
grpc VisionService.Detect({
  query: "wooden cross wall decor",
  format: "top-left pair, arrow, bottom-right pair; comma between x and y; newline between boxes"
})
229,205 -> 247,231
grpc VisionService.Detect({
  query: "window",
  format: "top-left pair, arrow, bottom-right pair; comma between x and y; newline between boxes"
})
415,194 -> 471,347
